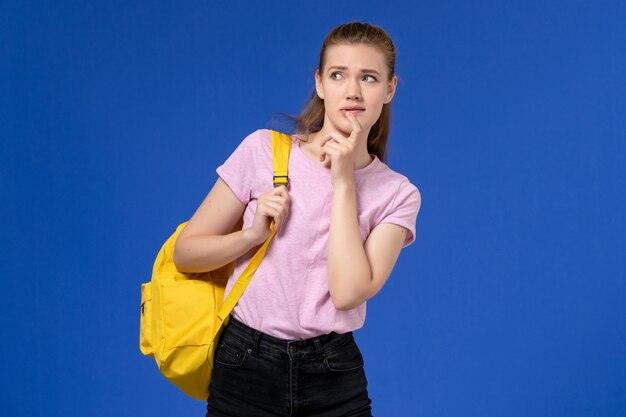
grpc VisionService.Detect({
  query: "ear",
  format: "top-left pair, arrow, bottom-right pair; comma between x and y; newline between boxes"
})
383,75 -> 398,104
315,69 -> 325,100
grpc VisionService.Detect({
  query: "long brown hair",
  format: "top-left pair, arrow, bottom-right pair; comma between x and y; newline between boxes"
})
280,22 -> 397,162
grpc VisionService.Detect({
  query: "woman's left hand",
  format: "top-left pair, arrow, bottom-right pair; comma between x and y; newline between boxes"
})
319,111 -> 365,186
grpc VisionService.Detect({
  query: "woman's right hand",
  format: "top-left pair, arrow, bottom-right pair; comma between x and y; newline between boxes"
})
247,185 -> 291,244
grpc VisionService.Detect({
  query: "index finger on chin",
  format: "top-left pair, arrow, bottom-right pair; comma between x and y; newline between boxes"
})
346,111 -> 362,137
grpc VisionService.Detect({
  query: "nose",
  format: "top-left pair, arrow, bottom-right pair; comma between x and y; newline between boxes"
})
346,78 -> 362,101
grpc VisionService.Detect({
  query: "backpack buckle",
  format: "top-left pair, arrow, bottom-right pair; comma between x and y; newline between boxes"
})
273,175 -> 289,188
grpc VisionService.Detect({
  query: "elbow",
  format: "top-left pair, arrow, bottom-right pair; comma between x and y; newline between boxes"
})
172,236 -> 191,272
328,270 -> 372,311
330,290 -> 367,311
172,234 -> 221,274
172,245 -> 185,272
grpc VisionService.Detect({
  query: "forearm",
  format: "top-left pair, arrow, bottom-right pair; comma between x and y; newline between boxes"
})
173,228 -> 263,273
327,181 -> 372,310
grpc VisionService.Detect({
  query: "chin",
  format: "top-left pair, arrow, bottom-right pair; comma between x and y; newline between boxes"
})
338,125 -> 352,136
340,118 -> 357,131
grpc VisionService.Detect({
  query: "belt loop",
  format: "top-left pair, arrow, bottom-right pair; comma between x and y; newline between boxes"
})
252,330 -> 262,352
313,337 -> 324,357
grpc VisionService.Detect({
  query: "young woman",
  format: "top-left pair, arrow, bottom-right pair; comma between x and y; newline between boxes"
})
174,21 -> 421,417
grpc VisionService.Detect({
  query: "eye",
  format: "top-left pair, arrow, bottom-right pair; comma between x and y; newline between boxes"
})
329,72 -> 377,82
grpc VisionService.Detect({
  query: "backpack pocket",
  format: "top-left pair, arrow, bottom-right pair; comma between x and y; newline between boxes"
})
159,279 -> 215,352
139,282 -> 153,356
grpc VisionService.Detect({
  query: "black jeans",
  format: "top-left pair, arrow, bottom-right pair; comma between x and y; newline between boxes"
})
206,316 -> 373,417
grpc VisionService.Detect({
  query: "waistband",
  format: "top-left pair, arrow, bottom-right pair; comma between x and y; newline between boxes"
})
222,316 -> 355,357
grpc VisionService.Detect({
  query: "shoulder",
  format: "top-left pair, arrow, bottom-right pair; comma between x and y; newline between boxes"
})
224,129 -> 273,162
371,159 -> 421,201
239,128 -> 272,148
368,162 -> 421,247
239,128 -> 295,150
228,129 -> 299,169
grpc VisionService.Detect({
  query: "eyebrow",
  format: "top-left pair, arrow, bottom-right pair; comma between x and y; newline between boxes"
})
327,65 -> 382,76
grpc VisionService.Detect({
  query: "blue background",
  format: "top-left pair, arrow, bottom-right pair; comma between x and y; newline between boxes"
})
2,1 -> 625,416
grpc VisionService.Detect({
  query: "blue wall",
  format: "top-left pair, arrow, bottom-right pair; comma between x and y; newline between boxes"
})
2,1 -> 625,416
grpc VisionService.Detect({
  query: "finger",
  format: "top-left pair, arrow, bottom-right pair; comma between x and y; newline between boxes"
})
261,196 -> 289,213
322,133 -> 353,154
265,191 -> 286,206
319,132 -> 350,163
321,137 -> 351,158
275,207 -> 289,230
345,111 -> 362,139
320,140 -> 345,155
265,187 -> 290,206
319,135 -> 336,148
324,140 -> 347,153
257,203 -> 279,219
267,189 -> 290,205
318,139 -> 333,162
271,185 -> 288,194
260,197 -> 289,219
277,185 -> 291,200
323,130 -> 350,143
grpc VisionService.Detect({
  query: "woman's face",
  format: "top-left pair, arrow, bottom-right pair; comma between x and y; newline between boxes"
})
315,43 -> 397,137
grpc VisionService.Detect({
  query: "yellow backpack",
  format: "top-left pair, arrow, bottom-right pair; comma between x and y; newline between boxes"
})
139,130 -> 291,401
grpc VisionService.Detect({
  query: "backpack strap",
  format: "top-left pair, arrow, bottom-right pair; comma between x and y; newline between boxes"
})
215,130 -> 292,330
271,130 -> 291,187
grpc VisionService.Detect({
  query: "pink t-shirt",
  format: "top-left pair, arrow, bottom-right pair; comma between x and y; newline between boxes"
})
217,129 -> 421,339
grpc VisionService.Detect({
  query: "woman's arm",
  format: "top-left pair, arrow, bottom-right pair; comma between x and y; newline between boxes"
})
173,178 -> 290,273
327,182 -> 411,310
323,112 -> 419,310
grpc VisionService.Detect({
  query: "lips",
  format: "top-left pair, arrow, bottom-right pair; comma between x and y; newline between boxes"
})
340,107 -> 365,116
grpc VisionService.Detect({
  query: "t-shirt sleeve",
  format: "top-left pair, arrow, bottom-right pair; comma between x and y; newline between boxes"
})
215,129 -> 263,204
379,181 -> 421,248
